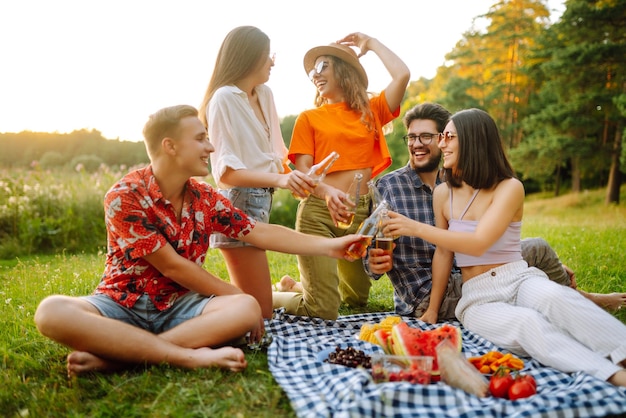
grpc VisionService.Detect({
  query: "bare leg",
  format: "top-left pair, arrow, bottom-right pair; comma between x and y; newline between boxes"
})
579,291 -> 626,312
35,293 -> 260,376
221,247 -> 273,319
608,370 -> 626,387
275,275 -> 303,293
562,265 -> 626,311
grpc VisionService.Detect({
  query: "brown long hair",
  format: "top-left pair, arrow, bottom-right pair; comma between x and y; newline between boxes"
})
198,26 -> 270,128
443,108 -> 515,189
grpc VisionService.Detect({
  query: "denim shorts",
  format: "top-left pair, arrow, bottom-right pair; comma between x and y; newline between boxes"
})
210,187 -> 274,249
81,292 -> 214,334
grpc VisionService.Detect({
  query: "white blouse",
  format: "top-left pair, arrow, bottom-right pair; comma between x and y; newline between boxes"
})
208,84 -> 288,189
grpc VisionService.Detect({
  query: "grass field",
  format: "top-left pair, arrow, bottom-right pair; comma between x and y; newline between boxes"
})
1,187 -> 625,417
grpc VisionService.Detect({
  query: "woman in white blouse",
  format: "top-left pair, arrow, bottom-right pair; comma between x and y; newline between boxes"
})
199,26 -> 315,339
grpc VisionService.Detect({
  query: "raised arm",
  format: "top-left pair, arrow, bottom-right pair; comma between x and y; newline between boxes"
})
336,32 -> 410,111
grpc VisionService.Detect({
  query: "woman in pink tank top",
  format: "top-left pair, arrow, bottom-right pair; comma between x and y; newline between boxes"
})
382,108 -> 626,388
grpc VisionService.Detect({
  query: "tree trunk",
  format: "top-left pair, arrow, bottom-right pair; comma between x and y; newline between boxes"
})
554,165 -> 561,197
605,124 -> 623,204
571,156 -> 581,193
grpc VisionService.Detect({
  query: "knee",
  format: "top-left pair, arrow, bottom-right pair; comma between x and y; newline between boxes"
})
521,237 -> 548,259
308,305 -> 339,321
34,295 -> 70,335
524,237 -> 548,246
237,294 -> 262,323
533,282 -> 570,308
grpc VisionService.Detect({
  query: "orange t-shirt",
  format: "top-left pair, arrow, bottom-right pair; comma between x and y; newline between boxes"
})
288,91 -> 398,178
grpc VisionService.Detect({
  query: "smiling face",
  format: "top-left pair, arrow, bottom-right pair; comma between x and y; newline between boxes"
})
172,116 -> 214,178
310,56 -> 343,102
439,121 -> 459,170
407,118 -> 442,174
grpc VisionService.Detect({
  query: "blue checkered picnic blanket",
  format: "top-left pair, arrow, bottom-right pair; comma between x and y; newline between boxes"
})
266,310 -> 626,418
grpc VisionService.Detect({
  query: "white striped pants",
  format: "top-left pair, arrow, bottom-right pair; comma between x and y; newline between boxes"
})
456,260 -> 626,381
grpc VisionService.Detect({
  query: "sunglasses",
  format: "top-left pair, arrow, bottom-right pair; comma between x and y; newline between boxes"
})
308,61 -> 328,81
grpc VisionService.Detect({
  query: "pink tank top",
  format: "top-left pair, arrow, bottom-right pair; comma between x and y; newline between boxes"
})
448,189 -> 522,267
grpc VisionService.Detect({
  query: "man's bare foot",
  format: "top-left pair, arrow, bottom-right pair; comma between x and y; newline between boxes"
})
591,292 -> 626,312
273,275 -> 303,292
194,346 -> 247,372
67,346 -> 248,376
67,351 -> 124,377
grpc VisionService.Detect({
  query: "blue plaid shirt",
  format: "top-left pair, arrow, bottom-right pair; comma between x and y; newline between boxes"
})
363,163 -> 459,315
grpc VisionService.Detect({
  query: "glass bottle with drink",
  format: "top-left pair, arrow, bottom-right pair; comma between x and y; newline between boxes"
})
379,206 -> 399,240
337,172 -> 362,230
367,179 -> 384,211
292,151 -> 340,200
345,200 -> 391,261
374,207 -> 394,261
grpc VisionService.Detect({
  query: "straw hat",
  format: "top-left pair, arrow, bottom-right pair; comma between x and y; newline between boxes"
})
303,43 -> 368,88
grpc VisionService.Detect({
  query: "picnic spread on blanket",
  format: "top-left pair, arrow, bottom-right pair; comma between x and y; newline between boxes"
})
266,310 -> 626,417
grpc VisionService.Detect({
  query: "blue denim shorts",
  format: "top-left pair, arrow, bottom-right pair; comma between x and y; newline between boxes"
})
210,187 -> 274,249
81,292 -> 214,334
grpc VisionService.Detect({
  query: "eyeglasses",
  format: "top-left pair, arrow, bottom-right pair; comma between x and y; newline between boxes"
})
308,61 -> 328,81
402,133 -> 440,145
441,131 -> 458,141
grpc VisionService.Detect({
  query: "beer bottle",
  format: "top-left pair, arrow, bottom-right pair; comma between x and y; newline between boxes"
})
292,151 -> 340,200
345,200 -> 390,260
367,179 -> 384,210
337,172 -> 362,229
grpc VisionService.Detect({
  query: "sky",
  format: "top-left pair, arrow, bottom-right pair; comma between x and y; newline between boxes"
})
0,0 -> 564,142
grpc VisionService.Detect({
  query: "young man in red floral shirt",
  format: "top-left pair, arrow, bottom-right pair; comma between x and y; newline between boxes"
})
34,104 -> 361,376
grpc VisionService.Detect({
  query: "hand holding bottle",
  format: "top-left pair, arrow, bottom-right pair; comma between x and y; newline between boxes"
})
282,170 -> 319,199
367,244 -> 393,274
374,207 -> 395,261
345,200 -> 390,261
337,173 -> 362,229
292,151 -> 340,200
380,209 -> 413,241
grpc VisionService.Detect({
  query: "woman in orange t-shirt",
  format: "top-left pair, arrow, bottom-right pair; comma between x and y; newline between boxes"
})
272,32 -> 410,320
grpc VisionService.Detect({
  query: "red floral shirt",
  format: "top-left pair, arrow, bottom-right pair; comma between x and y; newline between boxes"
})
96,165 -> 255,310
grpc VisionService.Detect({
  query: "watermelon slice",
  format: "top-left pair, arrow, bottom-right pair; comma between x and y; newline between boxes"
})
373,329 -> 394,354
391,322 -> 462,377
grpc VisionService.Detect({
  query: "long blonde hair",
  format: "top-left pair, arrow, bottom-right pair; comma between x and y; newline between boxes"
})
198,26 -> 270,128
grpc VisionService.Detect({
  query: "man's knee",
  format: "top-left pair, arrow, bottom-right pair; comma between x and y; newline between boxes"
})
521,237 -> 570,286
34,295 -> 80,336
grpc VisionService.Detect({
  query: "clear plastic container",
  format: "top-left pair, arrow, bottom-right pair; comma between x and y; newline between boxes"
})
370,354 -> 433,384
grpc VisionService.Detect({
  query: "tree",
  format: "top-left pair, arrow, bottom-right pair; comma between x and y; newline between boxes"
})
0,130 -> 148,170
438,0 -> 552,148
280,114 -> 297,148
522,0 -> 626,199
481,0 -> 551,148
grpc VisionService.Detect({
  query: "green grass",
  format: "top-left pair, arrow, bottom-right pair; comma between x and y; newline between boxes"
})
1,188 -> 625,417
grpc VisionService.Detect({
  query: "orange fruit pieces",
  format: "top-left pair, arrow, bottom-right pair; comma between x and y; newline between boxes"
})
468,351 -> 524,373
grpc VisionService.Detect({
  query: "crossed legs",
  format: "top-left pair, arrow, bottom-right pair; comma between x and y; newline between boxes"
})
34,293 -> 260,376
